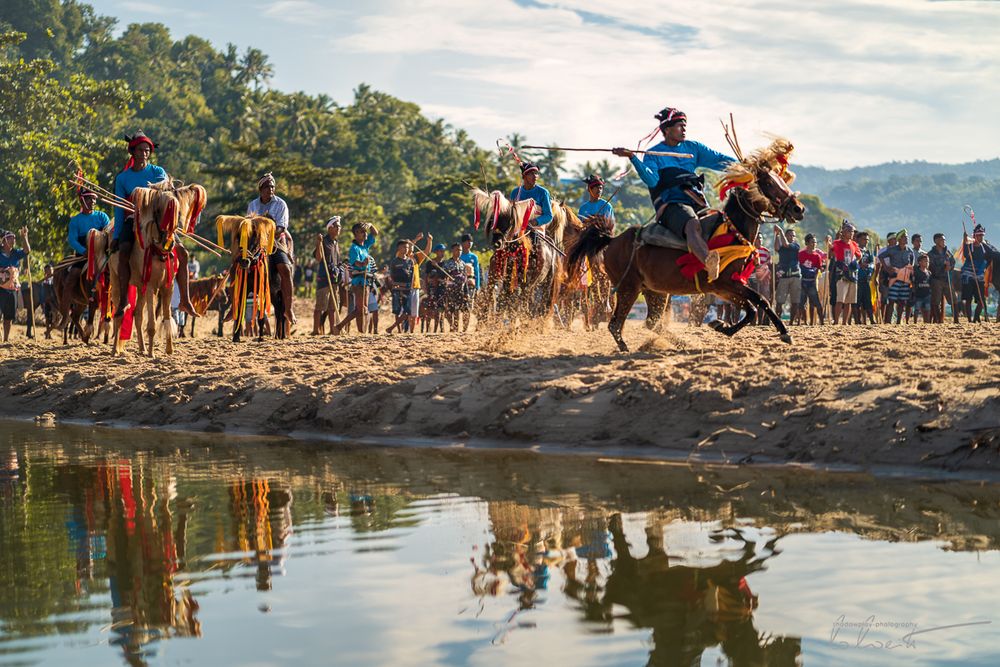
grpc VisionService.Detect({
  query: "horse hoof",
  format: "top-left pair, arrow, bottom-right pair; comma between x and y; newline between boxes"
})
708,320 -> 724,332
781,333 -> 793,344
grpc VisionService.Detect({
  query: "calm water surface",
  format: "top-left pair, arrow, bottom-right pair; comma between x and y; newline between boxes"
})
1,421 -> 999,666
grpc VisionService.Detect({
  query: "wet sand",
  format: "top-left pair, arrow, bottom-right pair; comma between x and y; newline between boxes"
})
1,321 -> 998,472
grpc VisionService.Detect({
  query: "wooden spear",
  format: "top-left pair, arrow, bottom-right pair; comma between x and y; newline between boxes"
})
519,145 -> 694,159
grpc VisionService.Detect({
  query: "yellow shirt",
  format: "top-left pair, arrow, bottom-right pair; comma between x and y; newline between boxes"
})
412,253 -> 425,289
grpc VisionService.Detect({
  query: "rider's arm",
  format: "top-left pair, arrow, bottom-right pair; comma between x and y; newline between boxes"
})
68,216 -> 86,255
629,153 -> 659,188
694,141 -> 736,171
536,189 -> 553,226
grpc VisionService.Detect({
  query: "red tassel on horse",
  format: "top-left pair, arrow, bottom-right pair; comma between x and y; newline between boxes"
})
519,201 -> 535,235
87,233 -> 97,281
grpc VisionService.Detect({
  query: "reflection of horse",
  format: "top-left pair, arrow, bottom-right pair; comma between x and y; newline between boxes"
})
473,189 -> 568,321
215,215 -> 275,342
564,514 -> 801,666
569,139 -> 806,352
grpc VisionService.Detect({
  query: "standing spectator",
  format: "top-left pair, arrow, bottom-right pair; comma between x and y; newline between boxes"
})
303,261 -> 314,298
772,226 -> 801,323
313,216 -> 342,335
442,243 -> 469,332
928,232 -> 958,323
188,256 -> 201,280
171,281 -> 186,337
366,257 -> 383,333
797,234 -> 825,325
385,237 -> 421,334
0,228 -> 29,343
408,233 -> 432,334
459,233 -> 482,332
960,224 -> 996,322
855,231 -> 876,324
884,230 -> 914,324
912,253 -> 932,323
424,243 -> 449,333
876,232 -> 898,323
41,263 -> 55,338
831,221 -> 861,325
751,232 -> 771,324
334,222 -> 378,335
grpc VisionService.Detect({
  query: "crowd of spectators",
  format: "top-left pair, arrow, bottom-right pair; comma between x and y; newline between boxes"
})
746,220 -> 998,325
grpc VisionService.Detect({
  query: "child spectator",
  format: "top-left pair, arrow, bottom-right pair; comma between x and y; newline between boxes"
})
912,253 -> 932,323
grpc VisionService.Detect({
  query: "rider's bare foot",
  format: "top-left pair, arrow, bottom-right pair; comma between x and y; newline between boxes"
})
705,249 -> 721,282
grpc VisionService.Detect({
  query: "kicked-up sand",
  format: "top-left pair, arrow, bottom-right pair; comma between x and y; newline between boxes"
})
1,319 -> 998,472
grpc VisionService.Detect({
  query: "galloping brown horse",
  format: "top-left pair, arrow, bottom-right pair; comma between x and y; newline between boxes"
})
472,189 -> 569,320
569,140 -> 806,352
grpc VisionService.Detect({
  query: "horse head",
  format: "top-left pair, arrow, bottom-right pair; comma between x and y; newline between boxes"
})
215,215 -> 275,268
719,137 -> 806,227
130,187 -> 180,252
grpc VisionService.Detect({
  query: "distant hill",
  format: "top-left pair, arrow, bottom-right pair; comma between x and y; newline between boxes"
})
792,160 -> 1000,245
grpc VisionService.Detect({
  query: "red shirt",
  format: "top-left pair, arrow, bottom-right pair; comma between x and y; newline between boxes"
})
798,249 -> 825,280
832,239 -> 861,262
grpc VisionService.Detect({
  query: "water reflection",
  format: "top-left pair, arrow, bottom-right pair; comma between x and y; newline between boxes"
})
1,422 -> 999,666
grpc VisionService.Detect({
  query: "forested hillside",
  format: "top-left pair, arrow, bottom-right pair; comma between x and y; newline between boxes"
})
794,161 -> 1000,243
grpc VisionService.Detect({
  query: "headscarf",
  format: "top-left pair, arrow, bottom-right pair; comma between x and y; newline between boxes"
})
655,107 -> 687,128
896,229 -> 908,242
973,223 -> 986,235
326,216 -> 342,229
582,173 -> 605,187
840,219 -> 855,233
123,131 -> 157,171
519,162 -> 539,176
257,172 -> 276,189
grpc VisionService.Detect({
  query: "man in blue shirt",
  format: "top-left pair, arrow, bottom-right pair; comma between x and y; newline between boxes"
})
112,132 -> 196,317
64,188 -> 111,309
577,174 -> 615,222
334,222 -> 378,334
0,228 -> 30,342
459,233 -> 481,332
509,162 -> 553,227
613,107 -> 735,281
960,223 -> 998,322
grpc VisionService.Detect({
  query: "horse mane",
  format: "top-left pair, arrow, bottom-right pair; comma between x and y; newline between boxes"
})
130,186 -> 178,241
717,136 -> 797,209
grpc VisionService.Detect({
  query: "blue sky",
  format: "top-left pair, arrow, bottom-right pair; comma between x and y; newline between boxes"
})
92,0 -> 1000,169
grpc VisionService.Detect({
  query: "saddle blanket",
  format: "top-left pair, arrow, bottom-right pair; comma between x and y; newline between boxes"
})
637,211 -> 724,250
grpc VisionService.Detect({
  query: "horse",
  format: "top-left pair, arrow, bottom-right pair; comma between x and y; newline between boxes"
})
50,229 -> 113,345
187,273 -> 229,337
215,215 -> 276,342
472,189 -> 567,322
568,138 -> 806,352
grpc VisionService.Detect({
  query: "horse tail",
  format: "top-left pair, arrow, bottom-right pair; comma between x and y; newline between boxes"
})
566,218 -> 614,279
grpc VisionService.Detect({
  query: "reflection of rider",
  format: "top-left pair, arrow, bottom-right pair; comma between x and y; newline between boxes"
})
510,161 -> 553,228
247,172 -> 295,327
64,188 -> 109,307
613,107 -> 735,281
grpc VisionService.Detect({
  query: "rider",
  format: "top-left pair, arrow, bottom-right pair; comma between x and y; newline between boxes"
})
613,107 -> 735,281
247,172 -> 295,327
64,188 -> 110,306
509,162 -> 553,228
113,131 -> 197,316
577,174 -> 615,222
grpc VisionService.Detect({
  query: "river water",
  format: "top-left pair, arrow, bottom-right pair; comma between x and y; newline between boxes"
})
1,421 -> 998,666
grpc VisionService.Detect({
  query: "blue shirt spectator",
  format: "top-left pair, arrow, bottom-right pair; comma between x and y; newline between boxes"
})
460,251 -> 482,289
348,234 -> 376,286
578,198 -> 614,221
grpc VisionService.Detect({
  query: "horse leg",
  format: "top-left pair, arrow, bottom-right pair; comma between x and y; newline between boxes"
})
609,284 -> 640,353
741,285 -> 792,344
708,295 -> 756,337
161,286 -> 174,355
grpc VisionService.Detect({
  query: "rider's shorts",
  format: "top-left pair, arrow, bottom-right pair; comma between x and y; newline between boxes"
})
661,202 -> 698,238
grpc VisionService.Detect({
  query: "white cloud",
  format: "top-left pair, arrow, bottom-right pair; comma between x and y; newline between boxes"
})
119,1 -> 171,15
262,0 -> 344,26
332,0 -> 1000,168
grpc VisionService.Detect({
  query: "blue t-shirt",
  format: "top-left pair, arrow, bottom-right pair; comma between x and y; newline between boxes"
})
630,140 -> 734,205
459,252 -> 482,289
776,243 -> 801,276
68,211 -> 111,255
348,235 -> 376,286
578,198 -> 614,221
509,185 -> 553,226
113,165 -> 168,239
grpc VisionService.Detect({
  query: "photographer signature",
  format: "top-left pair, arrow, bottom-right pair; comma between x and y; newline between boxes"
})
830,615 -> 991,650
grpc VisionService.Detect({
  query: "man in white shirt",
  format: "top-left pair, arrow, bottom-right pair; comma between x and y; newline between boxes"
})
247,172 -> 295,328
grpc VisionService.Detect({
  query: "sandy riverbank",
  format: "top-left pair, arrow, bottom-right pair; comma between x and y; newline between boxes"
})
1,322 -> 998,471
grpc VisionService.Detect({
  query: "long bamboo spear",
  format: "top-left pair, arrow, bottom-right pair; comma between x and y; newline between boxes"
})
520,145 -> 693,158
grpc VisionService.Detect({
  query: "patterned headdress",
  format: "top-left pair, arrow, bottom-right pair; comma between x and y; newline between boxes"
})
655,107 -> 687,128
257,172 -> 276,189
582,173 -> 605,187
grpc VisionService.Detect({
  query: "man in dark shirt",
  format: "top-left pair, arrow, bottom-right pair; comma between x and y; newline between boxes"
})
927,233 -> 958,323
386,239 -> 416,334
312,216 -> 342,334
772,226 -> 801,323
855,231 -> 876,324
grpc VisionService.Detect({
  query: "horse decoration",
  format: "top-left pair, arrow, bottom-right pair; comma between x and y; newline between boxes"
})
472,188 -> 574,322
216,215 -> 275,342
568,137 -> 806,352
109,180 -> 205,356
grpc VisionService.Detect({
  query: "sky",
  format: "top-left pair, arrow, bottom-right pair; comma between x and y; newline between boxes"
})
89,0 -> 1000,169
